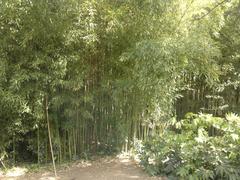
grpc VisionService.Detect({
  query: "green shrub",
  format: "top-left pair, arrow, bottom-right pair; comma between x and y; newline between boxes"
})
136,113 -> 240,180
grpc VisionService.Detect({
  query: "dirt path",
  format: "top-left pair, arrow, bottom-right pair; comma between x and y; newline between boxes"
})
1,156 -> 164,180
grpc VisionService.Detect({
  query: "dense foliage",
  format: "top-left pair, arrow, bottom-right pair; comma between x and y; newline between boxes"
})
0,0 -> 240,178
136,113 -> 240,179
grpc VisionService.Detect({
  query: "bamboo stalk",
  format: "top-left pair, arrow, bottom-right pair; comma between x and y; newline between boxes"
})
37,127 -> 40,164
45,95 -> 57,177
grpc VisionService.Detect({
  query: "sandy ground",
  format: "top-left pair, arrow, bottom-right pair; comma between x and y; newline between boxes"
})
1,156 -> 164,180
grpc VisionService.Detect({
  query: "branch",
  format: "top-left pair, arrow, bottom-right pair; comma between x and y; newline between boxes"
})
196,0 -> 230,20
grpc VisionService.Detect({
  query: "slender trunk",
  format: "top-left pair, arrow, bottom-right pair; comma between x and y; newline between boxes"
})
37,127 -> 40,164
68,130 -> 72,160
58,128 -> 62,163
45,137 -> 48,164
73,128 -> 77,158
0,160 -> 6,169
13,135 -> 15,165
45,95 -> 57,177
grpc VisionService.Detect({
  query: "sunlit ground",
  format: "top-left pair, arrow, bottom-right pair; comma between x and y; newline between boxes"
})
117,152 -> 131,163
0,167 -> 28,179
0,167 -> 58,180
0,154 -> 161,180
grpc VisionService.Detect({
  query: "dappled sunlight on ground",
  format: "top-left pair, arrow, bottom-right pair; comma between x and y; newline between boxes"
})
0,167 -> 28,180
1,155 -> 164,180
39,177 -> 57,180
4,167 -> 27,177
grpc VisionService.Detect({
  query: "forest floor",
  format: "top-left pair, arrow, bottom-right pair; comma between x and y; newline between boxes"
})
0,155 -> 164,180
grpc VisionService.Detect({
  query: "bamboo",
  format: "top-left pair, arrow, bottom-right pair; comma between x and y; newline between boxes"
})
13,135 -> 15,165
45,95 -> 57,177
68,130 -> 72,160
37,127 -> 40,164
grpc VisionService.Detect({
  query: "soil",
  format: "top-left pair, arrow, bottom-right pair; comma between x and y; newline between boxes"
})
1,156 -> 165,180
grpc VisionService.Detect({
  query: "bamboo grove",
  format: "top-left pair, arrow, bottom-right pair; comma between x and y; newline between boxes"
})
0,0 -> 240,167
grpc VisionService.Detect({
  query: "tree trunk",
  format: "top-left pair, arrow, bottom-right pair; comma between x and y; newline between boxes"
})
37,127 -> 40,164
45,95 -> 57,177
